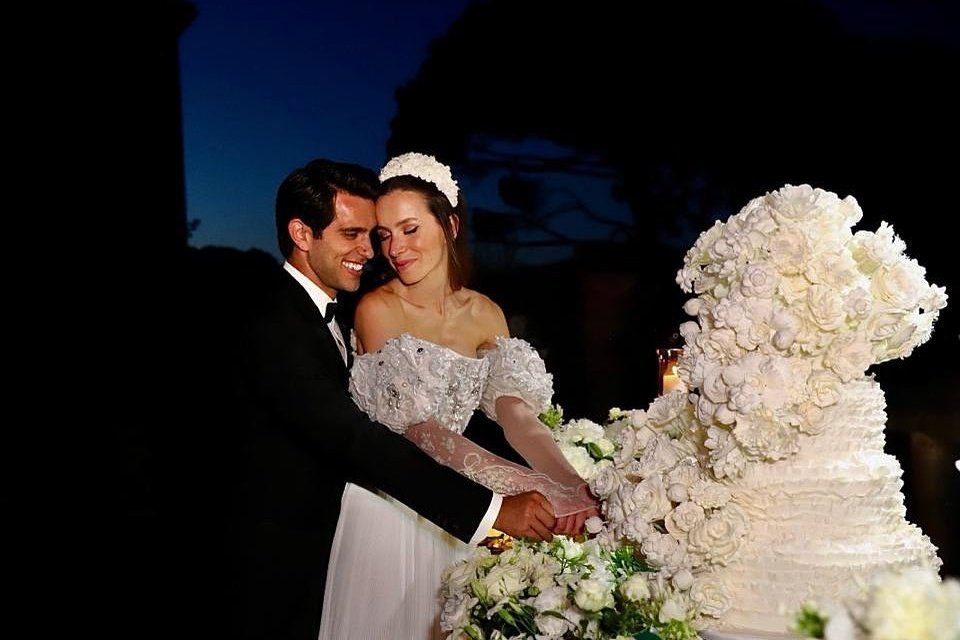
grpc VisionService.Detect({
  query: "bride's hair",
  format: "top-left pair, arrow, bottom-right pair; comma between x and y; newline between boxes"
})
372,174 -> 472,291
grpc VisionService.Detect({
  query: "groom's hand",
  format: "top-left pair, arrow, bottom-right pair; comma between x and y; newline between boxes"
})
494,491 -> 555,541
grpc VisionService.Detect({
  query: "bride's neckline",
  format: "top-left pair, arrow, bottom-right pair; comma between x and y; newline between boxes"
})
373,332 -> 489,361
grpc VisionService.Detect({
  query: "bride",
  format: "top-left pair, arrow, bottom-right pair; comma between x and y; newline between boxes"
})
318,153 -> 598,640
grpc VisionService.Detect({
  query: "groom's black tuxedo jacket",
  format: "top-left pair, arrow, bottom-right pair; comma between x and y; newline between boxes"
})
183,254 -> 492,640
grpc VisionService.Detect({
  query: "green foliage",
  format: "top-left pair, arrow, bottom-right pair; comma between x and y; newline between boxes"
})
791,603 -> 827,639
539,404 -> 565,429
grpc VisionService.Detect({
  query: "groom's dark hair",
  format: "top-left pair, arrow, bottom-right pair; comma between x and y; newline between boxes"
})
275,158 -> 379,258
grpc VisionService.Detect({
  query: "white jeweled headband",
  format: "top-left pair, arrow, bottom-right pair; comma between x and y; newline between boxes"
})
379,152 -> 459,207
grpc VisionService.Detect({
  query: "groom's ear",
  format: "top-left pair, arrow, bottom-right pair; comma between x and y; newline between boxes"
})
288,218 -> 314,251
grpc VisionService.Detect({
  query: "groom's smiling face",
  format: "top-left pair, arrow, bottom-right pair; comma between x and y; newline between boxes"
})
306,191 -> 376,297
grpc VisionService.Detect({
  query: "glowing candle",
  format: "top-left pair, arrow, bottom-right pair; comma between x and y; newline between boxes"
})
657,347 -> 685,395
662,369 -> 682,393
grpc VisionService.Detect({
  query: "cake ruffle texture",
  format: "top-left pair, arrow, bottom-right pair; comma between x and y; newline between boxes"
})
710,380 -> 941,633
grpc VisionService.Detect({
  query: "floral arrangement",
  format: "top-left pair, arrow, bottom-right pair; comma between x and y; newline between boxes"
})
440,536 -> 700,640
379,151 -> 460,206
674,184 -> 946,478
549,398 -> 743,630
791,567 -> 960,640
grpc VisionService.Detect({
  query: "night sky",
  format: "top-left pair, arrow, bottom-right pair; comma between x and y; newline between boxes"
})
179,0 -> 958,261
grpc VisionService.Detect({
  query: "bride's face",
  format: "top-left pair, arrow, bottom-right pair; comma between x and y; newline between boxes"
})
376,189 -> 453,286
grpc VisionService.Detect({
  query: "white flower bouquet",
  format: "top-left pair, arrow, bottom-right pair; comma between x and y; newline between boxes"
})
440,536 -> 700,640
792,567 -> 960,640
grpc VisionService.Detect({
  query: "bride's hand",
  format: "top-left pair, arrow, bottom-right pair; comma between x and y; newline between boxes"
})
553,484 -> 599,536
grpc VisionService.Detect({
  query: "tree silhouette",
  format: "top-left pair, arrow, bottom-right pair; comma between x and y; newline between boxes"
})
386,0 -> 960,572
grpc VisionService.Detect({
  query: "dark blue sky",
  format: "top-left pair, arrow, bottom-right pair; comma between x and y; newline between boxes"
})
179,0 -> 957,261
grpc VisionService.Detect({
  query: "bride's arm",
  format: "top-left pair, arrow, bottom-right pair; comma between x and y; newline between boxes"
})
492,396 -> 585,489
403,419 -> 595,517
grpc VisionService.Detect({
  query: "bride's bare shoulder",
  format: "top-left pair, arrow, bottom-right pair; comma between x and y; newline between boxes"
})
459,288 -> 509,336
355,285 -> 406,351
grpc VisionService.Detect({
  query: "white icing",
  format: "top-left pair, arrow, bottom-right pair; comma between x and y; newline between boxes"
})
710,379 -> 941,632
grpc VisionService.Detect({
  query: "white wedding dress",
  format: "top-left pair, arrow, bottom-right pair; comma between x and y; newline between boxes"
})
318,333 -> 584,640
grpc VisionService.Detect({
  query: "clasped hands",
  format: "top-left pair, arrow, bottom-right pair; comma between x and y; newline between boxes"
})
493,485 -> 600,542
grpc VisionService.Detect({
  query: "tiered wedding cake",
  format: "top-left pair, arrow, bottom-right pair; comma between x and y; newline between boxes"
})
672,185 -> 945,634
558,184 -> 947,638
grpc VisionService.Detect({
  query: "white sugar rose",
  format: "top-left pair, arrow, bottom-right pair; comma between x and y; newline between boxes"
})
665,501 -> 706,537
590,464 -> 621,498
823,331 -> 874,381
687,507 -> 747,564
632,475 -> 673,522
689,575 -> 732,617
688,479 -> 731,509
872,259 -> 927,310
768,225 -> 810,275
672,568 -> 695,591
741,262 -> 780,298
843,286 -> 872,322
641,532 -> 684,569
807,369 -> 842,408
807,284 -> 846,331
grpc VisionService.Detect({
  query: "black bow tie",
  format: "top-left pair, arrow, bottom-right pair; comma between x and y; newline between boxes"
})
323,302 -> 338,324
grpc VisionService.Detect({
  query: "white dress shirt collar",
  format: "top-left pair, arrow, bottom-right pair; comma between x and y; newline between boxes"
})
283,261 -> 337,316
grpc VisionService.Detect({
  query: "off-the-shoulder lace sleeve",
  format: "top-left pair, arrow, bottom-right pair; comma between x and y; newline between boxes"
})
348,336 -> 436,434
479,337 -> 553,421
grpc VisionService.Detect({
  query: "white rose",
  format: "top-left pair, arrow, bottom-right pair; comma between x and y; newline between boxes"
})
865,310 -> 908,342
561,445 -> 596,480
702,366 -> 729,404
481,564 -> 527,601
633,435 -> 681,480
573,578 -> 615,612
440,592 -> 477,632
619,573 -> 651,602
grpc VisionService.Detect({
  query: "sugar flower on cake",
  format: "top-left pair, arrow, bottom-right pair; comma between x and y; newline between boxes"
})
545,394 -> 746,629
674,184 -> 946,477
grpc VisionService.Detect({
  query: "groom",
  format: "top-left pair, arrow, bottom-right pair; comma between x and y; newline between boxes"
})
193,158 -> 558,640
